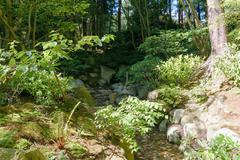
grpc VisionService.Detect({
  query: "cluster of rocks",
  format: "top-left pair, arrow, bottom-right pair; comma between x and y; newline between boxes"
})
165,87 -> 240,148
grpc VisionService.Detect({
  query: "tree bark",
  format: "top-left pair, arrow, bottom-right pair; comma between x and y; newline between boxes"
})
207,0 -> 228,58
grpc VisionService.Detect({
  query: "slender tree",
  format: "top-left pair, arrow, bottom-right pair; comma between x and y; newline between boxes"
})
118,0 -> 122,32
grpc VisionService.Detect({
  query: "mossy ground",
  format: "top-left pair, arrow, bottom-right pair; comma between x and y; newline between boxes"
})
0,98 -> 121,160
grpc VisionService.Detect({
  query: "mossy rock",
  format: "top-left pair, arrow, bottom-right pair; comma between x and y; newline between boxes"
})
17,149 -> 46,160
19,122 -> 52,142
0,105 -> 19,114
0,128 -> 15,148
73,85 -> 95,106
65,142 -> 88,159
18,103 -> 36,112
63,95 -> 94,118
76,117 -> 97,137
0,148 -> 18,160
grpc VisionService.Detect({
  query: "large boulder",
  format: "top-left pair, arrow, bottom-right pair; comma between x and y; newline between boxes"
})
211,128 -> 240,143
100,65 -> 116,85
73,85 -> 95,106
179,88 -> 240,142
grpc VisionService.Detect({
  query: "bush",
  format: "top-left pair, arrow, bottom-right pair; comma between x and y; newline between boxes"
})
156,54 -> 202,85
20,71 -> 71,105
126,55 -> 202,89
156,85 -> 184,108
127,56 -> 162,89
184,135 -> 240,160
0,34 -> 72,105
138,30 -> 196,58
95,96 -> 167,152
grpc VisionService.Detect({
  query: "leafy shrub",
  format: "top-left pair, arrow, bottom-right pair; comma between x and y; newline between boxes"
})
127,56 -> 162,89
138,30 -> 196,58
75,34 -> 115,51
215,45 -> 240,86
0,33 -> 72,105
184,135 -> 240,160
156,54 -> 202,85
156,85 -> 184,108
126,55 -> 202,89
95,96 -> 167,152
15,138 -> 32,150
20,71 -> 71,105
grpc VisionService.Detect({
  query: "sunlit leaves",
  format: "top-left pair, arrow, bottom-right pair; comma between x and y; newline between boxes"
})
95,96 -> 167,152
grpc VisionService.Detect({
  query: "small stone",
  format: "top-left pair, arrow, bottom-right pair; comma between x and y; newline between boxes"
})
159,119 -> 168,132
137,86 -> 149,99
70,79 -> 84,89
172,109 -> 185,124
167,124 -> 182,144
109,93 -> 117,105
148,90 -> 159,101
89,73 -> 98,78
182,123 -> 199,138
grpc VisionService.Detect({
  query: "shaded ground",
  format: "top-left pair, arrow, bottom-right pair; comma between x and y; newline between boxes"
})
136,130 -> 183,160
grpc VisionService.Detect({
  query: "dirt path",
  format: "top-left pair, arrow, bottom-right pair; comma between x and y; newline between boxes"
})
135,130 -> 183,160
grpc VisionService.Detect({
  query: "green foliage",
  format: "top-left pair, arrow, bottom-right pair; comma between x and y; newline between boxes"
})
0,33 -> 72,105
126,55 -> 202,89
15,139 -> 32,150
156,54 -> 202,85
95,96 -> 167,152
185,135 -> 240,160
0,128 -> 15,148
127,56 -> 162,89
21,71 -> 71,105
215,45 -> 240,86
138,30 -> 196,58
156,85 -> 184,108
65,142 -> 88,159
189,79 -> 209,104
75,34 -> 115,51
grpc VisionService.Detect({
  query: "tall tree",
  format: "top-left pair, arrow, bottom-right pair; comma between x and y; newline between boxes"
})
197,0 -> 229,88
168,0 -> 172,21
118,0 -> 122,32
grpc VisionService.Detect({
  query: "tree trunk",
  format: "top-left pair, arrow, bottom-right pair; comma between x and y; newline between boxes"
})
118,0 -> 122,32
168,0 -> 172,22
207,0 -> 228,58
192,0 -> 228,89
